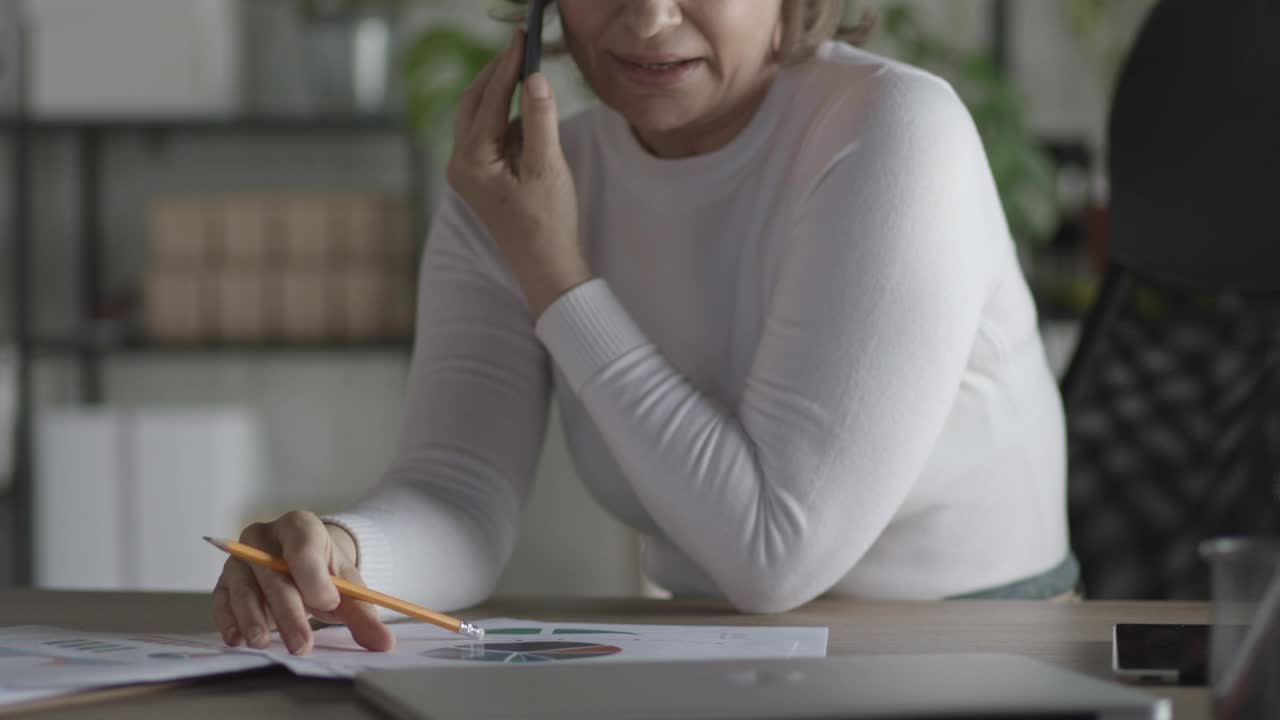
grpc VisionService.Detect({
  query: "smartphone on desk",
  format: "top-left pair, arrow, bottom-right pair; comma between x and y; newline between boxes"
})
1112,623 -> 1213,685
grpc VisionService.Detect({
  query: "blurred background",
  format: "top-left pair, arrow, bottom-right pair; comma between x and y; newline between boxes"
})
0,0 -> 1156,594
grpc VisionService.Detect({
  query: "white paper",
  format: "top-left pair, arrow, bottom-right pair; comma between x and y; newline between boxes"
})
233,618 -> 829,679
0,626 -> 274,690
0,688 -> 70,708
1,619 -> 828,703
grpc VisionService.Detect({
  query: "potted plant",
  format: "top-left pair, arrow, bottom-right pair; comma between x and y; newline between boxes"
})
399,19 -> 503,148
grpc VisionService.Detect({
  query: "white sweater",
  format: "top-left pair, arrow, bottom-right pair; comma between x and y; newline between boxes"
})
326,43 -> 1069,614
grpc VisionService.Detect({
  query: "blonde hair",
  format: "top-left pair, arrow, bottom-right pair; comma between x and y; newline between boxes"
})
498,1 -> 875,65
778,1 -> 876,63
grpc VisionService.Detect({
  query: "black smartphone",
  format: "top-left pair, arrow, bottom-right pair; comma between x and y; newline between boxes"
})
521,0 -> 547,82
1112,623 -> 1212,685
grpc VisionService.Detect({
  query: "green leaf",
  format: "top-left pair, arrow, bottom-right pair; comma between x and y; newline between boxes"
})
398,26 -> 501,147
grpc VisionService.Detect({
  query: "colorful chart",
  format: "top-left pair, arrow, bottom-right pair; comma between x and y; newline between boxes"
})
485,627 -> 638,636
128,636 -> 220,649
0,647 -> 118,667
146,652 -> 225,660
420,641 -> 623,663
43,639 -> 134,653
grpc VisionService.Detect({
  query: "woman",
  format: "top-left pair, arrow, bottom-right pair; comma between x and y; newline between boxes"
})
213,0 -> 1073,657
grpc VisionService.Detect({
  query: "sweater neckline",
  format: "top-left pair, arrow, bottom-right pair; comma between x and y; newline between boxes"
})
598,62 -> 797,197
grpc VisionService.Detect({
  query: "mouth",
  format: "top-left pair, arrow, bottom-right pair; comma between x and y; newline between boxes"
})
610,52 -> 705,87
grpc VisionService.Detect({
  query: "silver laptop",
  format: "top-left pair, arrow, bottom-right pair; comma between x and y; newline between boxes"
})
356,652 -> 1170,720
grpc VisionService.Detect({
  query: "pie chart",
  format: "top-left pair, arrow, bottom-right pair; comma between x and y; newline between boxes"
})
421,641 -> 623,663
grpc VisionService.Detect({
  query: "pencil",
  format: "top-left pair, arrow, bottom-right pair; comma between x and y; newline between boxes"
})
204,536 -> 485,641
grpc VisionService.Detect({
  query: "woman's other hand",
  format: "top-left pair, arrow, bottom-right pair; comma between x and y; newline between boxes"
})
447,29 -> 592,318
211,511 -> 395,655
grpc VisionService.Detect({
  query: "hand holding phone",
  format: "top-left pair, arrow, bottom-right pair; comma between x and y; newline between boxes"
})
521,0 -> 547,81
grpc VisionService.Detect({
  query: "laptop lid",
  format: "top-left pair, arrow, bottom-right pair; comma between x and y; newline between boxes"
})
356,652 -> 1171,720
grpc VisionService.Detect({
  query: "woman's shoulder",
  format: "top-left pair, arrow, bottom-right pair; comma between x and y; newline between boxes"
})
781,42 -> 986,194
787,42 -> 976,151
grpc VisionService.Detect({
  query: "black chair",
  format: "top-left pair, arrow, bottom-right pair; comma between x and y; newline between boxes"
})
1060,0 -> 1280,600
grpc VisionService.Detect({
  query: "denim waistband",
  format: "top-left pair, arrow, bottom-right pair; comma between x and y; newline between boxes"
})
946,554 -> 1082,600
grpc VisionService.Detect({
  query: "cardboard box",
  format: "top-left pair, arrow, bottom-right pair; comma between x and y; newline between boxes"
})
333,266 -> 384,341
329,193 -> 378,261
280,267 -> 331,342
148,196 -> 210,265
305,192 -> 415,262
144,191 -> 417,344
283,195 -> 335,262
383,195 -> 415,262
213,269 -> 270,342
143,270 -> 211,343
386,269 -> 416,339
220,196 -> 272,265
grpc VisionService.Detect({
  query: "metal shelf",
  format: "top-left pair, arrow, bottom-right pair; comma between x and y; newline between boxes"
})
0,114 -> 413,133
13,120 -> 427,400
32,337 -> 413,356
5,92 -> 430,589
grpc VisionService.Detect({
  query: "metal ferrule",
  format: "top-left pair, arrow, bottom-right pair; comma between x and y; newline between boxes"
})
458,622 -> 485,640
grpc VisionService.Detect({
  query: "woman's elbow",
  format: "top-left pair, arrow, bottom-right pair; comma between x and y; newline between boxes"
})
721,571 -> 824,615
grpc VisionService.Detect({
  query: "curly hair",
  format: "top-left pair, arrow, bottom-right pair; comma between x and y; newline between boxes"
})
497,1 -> 875,65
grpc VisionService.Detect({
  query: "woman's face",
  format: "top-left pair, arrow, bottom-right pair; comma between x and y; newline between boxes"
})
557,0 -> 784,157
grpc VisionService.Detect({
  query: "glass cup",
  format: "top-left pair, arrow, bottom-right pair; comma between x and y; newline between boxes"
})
1200,537 -> 1280,720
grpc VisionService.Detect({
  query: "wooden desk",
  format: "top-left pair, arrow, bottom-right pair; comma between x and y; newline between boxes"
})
1,590 -> 1211,719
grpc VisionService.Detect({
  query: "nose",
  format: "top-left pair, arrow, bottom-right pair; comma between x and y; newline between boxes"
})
623,0 -> 682,39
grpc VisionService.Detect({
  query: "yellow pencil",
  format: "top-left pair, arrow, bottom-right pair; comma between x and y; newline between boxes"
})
204,536 -> 484,640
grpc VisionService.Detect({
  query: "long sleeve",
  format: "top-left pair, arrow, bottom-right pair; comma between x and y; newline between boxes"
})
536,78 -> 999,613
326,188 -> 551,614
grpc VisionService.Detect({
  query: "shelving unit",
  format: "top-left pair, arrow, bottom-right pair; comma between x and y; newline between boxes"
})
4,113 -> 428,586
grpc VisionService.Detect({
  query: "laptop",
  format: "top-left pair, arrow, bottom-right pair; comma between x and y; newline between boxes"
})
356,652 -> 1171,720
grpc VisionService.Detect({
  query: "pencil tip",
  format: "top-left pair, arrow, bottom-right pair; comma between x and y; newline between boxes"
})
203,536 -> 228,550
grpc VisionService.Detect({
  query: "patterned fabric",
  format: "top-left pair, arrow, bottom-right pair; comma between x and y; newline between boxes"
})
1067,279 -> 1280,599
948,554 -> 1081,600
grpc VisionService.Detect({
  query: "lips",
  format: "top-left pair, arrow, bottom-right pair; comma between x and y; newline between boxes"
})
610,52 -> 705,88
616,52 -> 700,68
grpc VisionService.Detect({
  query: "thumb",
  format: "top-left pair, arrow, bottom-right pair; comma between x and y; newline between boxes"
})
332,564 -> 396,652
520,72 -> 562,175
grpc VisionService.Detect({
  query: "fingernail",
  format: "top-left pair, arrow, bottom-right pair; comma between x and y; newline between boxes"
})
223,628 -> 240,646
248,626 -> 268,646
527,73 -> 550,100
286,632 -> 307,654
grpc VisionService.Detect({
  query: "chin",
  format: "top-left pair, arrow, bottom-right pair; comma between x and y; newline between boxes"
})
618,100 -> 700,137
